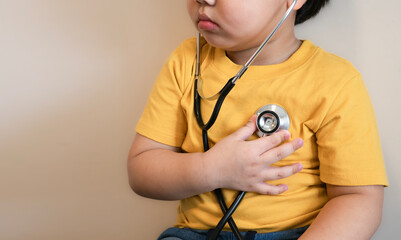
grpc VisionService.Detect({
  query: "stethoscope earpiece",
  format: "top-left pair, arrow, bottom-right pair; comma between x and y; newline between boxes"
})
255,104 -> 290,137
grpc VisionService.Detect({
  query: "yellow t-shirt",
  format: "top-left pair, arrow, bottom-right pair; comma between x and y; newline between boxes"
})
136,38 -> 388,232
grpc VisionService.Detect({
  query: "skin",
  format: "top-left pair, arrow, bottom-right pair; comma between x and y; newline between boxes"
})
129,116 -> 303,200
186,0 -> 304,65
128,0 -> 384,238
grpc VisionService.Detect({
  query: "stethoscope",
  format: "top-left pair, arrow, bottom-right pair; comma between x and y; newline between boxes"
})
194,1 -> 296,239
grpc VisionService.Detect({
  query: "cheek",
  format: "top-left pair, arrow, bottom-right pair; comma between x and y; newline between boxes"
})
186,1 -> 197,23
218,3 -> 264,34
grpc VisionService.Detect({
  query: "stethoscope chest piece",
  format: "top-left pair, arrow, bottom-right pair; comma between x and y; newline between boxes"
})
255,104 -> 290,137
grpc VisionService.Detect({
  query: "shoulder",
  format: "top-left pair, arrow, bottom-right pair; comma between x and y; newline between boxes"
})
300,40 -> 362,95
307,40 -> 360,79
157,37 -> 198,90
168,37 -> 198,63
167,37 -> 198,71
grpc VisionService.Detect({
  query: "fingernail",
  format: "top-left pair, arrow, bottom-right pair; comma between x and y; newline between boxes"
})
283,131 -> 290,140
297,163 -> 303,171
297,138 -> 304,147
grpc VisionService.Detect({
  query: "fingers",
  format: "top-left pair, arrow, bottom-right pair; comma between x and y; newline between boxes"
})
231,115 -> 257,141
231,116 -> 292,148
224,118 -> 305,195
261,137 -> 304,164
254,183 -> 289,195
252,130 -> 291,154
262,163 -> 303,181
253,164 -> 303,195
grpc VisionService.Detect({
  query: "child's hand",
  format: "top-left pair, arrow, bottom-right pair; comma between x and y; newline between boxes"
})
203,115 -> 303,195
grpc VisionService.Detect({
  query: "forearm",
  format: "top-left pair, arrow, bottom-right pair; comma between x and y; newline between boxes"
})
299,185 -> 384,240
128,148 -> 214,200
128,122 -> 304,200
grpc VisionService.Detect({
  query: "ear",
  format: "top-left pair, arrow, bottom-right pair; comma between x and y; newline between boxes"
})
288,0 -> 307,10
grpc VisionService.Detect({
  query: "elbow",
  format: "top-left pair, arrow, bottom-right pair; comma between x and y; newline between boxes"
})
128,175 -> 140,195
127,170 -> 150,198
128,173 -> 167,200
127,156 -> 145,196
127,156 -> 157,199
129,183 -> 146,198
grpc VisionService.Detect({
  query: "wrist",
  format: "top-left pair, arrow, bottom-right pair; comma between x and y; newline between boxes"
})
200,151 -> 219,191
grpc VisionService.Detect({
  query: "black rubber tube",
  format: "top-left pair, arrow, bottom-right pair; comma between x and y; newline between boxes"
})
194,78 -> 245,240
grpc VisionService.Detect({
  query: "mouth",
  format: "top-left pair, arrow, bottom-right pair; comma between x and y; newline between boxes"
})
197,13 -> 218,31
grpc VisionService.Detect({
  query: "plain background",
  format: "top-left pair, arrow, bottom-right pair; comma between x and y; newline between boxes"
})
0,0 -> 400,239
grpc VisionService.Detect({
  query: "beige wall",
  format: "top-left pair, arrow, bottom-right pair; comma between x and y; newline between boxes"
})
0,0 -> 400,239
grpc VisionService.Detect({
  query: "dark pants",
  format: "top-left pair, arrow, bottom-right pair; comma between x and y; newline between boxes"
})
158,226 -> 309,240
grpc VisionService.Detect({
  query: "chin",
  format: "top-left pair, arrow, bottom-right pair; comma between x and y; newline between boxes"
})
202,32 -> 260,52
202,34 -> 234,50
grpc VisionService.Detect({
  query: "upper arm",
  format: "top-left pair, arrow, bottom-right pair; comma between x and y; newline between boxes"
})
127,133 -> 181,195
326,184 -> 384,202
128,133 -> 180,160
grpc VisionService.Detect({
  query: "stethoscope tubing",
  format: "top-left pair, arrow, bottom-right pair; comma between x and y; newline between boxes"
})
194,77 -> 235,130
208,190 -> 247,239
194,78 -> 244,240
195,0 -> 298,86
194,1 -> 298,239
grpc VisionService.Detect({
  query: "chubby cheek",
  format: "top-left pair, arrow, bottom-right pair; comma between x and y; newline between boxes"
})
217,8 -> 258,38
186,1 -> 198,26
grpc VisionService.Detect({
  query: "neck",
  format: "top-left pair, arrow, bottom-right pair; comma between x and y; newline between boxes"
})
225,34 -> 301,66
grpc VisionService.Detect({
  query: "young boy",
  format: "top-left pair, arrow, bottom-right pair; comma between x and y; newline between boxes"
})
128,0 -> 388,239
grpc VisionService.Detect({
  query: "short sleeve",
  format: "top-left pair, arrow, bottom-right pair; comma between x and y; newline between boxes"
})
317,74 -> 388,186
135,40 -> 195,147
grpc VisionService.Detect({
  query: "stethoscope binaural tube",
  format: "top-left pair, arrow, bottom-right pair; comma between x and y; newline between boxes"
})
194,77 -> 244,239
194,1 -> 298,239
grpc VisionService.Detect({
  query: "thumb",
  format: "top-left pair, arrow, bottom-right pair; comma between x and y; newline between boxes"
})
232,115 -> 257,141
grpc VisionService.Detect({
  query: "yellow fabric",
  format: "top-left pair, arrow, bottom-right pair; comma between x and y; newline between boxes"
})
136,38 -> 389,233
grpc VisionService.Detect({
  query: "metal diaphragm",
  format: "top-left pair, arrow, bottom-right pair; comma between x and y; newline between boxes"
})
255,104 -> 290,137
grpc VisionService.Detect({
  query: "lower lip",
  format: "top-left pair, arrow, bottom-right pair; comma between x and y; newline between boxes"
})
198,20 -> 218,31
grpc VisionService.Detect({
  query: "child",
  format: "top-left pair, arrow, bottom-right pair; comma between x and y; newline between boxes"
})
128,0 -> 388,239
